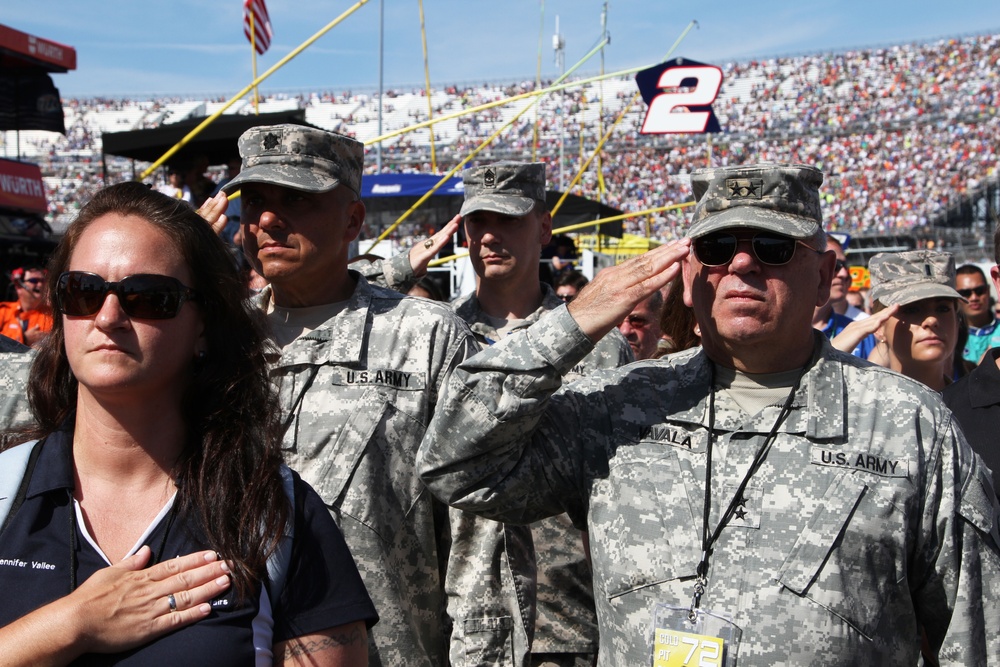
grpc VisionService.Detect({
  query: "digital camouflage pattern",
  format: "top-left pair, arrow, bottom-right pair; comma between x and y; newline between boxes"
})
259,274 -> 533,667
351,252 -> 421,295
0,347 -> 33,432
688,163 -> 824,240
452,282 -> 633,657
869,249 -> 966,307
460,162 -> 547,218
223,124 -> 365,196
417,308 -> 1000,666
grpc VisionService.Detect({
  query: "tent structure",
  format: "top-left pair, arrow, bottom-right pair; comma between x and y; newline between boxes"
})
0,23 -> 70,290
100,109 -> 322,177
0,24 -> 74,137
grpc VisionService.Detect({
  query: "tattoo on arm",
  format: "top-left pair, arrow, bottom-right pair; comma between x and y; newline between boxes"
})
282,625 -> 365,657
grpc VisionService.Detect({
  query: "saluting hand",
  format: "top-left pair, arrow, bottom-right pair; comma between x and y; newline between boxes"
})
568,238 -> 690,343
408,214 -> 461,277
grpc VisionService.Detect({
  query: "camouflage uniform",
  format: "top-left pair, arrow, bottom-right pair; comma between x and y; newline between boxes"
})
418,303 -> 1000,666
0,344 -> 33,431
452,283 -> 632,663
226,124 -> 533,667
420,161 -> 1000,665
257,275 -> 533,667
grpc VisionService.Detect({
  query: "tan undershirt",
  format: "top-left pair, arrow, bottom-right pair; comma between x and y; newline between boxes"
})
714,365 -> 802,417
267,298 -> 349,349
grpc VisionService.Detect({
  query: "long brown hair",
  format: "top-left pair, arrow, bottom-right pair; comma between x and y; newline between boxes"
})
18,182 -> 286,598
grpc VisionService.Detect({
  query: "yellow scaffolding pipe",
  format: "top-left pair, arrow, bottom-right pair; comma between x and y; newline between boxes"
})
367,59 -> 656,147
532,0 -> 545,162
551,19 -> 699,217
364,35 -> 609,254
417,0 -> 437,171
140,0 -> 372,181
551,94 -> 634,215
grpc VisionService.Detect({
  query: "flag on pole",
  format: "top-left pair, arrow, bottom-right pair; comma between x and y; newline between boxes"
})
243,0 -> 273,55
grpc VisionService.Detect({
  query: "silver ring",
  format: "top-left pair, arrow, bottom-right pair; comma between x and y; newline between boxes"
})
167,593 -> 178,612
423,238 -> 434,249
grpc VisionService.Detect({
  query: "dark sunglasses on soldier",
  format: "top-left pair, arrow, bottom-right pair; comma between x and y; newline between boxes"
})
56,271 -> 199,320
692,231 -> 817,267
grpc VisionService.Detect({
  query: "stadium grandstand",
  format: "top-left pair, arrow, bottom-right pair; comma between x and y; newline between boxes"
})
1,30 -> 997,263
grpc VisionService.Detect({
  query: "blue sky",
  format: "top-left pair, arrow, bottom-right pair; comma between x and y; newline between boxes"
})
7,1 -> 1000,98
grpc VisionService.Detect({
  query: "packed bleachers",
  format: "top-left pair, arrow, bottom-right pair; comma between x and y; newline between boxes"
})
2,30 -> 997,245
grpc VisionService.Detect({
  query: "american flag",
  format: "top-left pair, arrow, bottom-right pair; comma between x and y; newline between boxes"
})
243,0 -> 273,55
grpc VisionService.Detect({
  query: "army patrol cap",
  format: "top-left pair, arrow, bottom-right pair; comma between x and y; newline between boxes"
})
869,250 -> 966,307
460,162 -> 547,217
687,163 -> 824,240
223,124 -> 364,196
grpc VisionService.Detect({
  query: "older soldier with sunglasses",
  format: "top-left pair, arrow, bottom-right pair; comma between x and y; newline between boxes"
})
418,163 -> 1000,666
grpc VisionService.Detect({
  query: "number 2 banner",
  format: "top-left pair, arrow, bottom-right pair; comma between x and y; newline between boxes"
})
636,57 -> 724,135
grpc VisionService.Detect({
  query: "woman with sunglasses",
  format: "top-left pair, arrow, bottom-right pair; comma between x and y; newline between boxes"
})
0,182 -> 376,666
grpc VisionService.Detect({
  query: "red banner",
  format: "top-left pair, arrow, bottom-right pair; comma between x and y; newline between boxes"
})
0,159 -> 47,214
0,24 -> 76,72
243,0 -> 273,55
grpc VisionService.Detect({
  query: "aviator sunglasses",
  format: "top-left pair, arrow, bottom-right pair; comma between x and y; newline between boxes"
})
692,231 -> 817,267
57,271 -> 199,319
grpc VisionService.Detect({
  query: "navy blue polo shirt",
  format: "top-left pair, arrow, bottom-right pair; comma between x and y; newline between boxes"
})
0,431 -> 377,666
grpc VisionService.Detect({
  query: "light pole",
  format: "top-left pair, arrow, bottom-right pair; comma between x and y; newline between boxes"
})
553,15 -> 565,189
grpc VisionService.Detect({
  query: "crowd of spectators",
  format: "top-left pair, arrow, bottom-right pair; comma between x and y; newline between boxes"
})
3,31 -> 997,244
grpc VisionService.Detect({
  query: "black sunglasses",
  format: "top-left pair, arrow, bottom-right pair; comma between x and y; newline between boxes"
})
692,232 -> 816,267
57,271 -> 198,320
957,285 -> 989,298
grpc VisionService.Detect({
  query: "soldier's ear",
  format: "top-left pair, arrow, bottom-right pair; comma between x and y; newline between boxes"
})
539,210 -> 553,246
344,198 -> 365,242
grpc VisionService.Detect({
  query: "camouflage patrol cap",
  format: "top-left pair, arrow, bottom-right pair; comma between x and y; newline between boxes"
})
222,124 -> 364,196
687,163 -> 824,239
869,250 -> 966,307
460,162 -> 546,217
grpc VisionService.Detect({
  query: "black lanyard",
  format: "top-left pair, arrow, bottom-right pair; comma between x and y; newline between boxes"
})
689,363 -> 804,620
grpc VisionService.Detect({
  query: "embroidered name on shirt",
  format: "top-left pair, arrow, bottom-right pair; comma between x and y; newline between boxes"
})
0,558 -> 55,570
339,369 -> 425,389
639,425 -> 693,449
811,447 -> 909,478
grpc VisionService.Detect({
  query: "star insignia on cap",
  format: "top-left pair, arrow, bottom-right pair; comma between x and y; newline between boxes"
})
726,178 -> 762,199
262,132 -> 280,151
734,507 -> 748,521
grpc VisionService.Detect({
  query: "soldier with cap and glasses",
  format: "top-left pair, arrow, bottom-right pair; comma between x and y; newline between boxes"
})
417,162 -> 1000,666
206,125 -> 533,667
